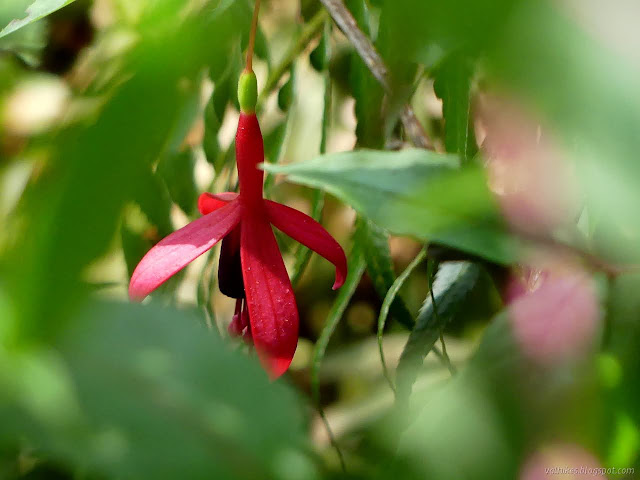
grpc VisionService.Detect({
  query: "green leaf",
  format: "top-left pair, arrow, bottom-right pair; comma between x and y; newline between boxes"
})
277,67 -> 295,112
157,148 -> 198,217
356,218 -> 414,330
309,19 -> 331,72
377,248 -> 427,392
121,222 -> 152,279
311,243 -> 366,404
347,0 -> 385,149
382,313 -> 524,480
133,168 -> 174,237
378,0 -> 519,63
264,149 -> 521,264
0,301 -> 315,479
0,19 -> 45,66
0,0 -> 76,39
433,53 -> 476,162
395,261 -> 481,403
203,93 -> 222,169
196,248 -> 218,330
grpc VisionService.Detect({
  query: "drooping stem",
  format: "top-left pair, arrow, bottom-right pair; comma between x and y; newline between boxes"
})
246,0 -> 262,72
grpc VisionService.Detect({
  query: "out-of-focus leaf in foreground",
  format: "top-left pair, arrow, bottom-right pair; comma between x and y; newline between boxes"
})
433,53 -> 476,162
386,0 -> 640,263
0,301 -> 315,480
0,0 -> 75,39
265,149 -> 520,264
487,0 -> 640,263
3,0 -> 246,341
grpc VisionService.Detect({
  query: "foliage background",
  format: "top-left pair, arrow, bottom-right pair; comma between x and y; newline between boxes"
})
1,0 -> 639,479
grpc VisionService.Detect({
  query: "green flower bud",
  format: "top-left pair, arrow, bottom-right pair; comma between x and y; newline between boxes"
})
238,70 -> 258,113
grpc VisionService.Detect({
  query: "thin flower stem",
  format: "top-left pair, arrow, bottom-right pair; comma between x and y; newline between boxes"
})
377,248 -> 427,393
312,246 -> 366,473
318,407 -> 347,472
246,0 -> 262,72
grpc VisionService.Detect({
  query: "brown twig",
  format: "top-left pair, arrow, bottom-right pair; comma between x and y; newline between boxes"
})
319,0 -> 432,149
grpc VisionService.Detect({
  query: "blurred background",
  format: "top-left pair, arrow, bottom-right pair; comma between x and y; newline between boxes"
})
1,0 -> 640,479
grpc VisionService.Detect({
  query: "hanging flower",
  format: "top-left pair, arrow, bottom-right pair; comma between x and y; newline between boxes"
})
129,70 -> 347,378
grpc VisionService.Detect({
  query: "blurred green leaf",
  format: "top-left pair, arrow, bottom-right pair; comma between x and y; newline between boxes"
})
433,53 -> 476,162
309,20 -> 331,72
263,117 -> 291,192
356,217 -> 414,330
377,248 -> 427,392
347,0 -> 385,149
277,67 -> 295,112
312,243 -> 366,404
487,0 -> 640,262
265,149 -> 521,264
157,148 -> 198,217
203,93 -> 222,169
379,0 -> 519,64
254,25 -> 270,68
0,20 -> 45,67
133,168 -> 174,237
3,0 -> 250,341
395,261 -> 480,403
210,40 -> 244,125
120,222 -> 151,279
0,301 -> 315,479
0,0 -> 76,39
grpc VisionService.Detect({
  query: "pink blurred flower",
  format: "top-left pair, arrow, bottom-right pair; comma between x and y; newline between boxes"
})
507,264 -> 600,366
475,94 -> 582,236
521,443 -> 607,480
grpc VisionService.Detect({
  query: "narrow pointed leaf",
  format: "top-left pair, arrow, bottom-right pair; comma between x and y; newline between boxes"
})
377,248 -> 427,391
265,149 -> 521,264
434,53 -> 476,162
157,148 -> 198,216
0,0 -> 76,39
395,261 -> 481,403
356,218 -> 415,329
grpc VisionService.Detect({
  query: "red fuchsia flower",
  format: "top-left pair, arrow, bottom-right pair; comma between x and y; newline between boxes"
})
128,70 -> 347,378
